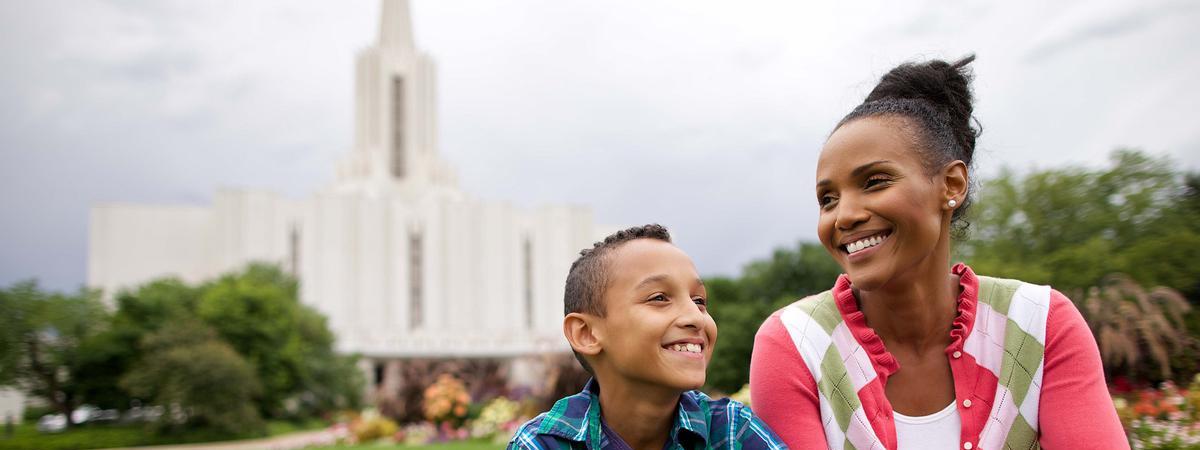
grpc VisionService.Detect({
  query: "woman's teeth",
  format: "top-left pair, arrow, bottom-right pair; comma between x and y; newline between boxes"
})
668,343 -> 702,353
845,233 -> 889,254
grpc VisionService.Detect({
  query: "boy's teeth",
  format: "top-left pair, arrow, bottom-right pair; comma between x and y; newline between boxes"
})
670,343 -> 701,353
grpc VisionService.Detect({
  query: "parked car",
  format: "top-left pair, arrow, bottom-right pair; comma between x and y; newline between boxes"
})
35,414 -> 66,433
71,405 -> 98,424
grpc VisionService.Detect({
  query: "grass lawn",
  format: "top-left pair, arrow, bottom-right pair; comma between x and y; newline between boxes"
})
308,440 -> 498,450
0,419 -> 328,450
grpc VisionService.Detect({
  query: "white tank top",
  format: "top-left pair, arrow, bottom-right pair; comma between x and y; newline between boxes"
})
894,402 -> 961,449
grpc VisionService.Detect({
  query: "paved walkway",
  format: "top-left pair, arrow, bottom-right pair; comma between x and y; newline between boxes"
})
98,429 -> 339,450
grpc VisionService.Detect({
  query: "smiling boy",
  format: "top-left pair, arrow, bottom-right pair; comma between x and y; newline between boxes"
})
508,224 -> 785,450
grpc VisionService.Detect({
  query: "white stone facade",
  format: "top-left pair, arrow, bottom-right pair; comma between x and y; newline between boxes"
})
88,0 -> 607,361
0,388 -> 22,424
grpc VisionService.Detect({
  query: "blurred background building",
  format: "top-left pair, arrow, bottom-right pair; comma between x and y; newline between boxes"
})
87,0 -> 607,412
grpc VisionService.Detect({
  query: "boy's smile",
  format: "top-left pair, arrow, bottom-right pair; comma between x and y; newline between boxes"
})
593,238 -> 716,391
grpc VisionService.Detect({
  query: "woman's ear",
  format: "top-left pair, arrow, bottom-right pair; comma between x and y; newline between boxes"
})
941,160 -> 969,209
564,312 -> 603,357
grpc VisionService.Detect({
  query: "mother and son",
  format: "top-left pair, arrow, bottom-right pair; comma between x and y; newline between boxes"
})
506,56 -> 1129,449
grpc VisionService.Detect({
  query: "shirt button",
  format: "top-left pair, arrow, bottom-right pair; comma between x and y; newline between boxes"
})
963,399 -> 973,408
952,350 -> 962,358
964,442 -> 973,449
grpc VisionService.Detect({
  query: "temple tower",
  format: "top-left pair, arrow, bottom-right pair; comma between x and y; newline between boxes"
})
337,0 -> 455,191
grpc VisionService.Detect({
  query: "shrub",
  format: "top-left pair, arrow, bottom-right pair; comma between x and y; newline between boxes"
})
120,320 -> 262,436
401,422 -> 436,446
469,397 -> 522,443
350,409 -> 397,443
423,374 -> 470,427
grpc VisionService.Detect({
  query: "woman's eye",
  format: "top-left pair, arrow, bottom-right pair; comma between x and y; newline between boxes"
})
818,195 -> 837,208
865,176 -> 890,188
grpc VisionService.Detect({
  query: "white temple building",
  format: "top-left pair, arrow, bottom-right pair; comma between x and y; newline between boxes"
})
88,0 -> 607,390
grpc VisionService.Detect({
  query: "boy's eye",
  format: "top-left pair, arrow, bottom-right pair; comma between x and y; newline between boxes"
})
693,297 -> 707,306
649,294 -> 669,302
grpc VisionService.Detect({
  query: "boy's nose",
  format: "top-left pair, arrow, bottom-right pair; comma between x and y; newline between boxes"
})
675,303 -> 705,329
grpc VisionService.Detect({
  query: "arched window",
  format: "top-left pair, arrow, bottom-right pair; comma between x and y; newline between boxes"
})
391,76 -> 405,179
288,224 -> 300,276
523,237 -> 533,329
408,232 -> 423,329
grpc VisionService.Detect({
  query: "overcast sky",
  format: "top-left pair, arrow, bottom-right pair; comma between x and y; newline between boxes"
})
2,0 -> 1198,291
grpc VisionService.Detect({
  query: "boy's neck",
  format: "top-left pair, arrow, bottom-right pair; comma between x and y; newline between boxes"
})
595,375 -> 682,450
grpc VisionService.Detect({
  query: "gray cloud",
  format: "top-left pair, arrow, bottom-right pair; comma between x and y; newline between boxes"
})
2,0 -> 1198,290
1023,1 -> 1199,63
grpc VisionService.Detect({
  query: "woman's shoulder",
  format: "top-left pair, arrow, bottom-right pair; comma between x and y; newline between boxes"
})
969,271 -> 1090,348
768,288 -> 839,316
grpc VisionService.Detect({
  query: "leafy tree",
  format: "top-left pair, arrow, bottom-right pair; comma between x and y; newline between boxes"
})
0,281 -> 108,427
705,243 -> 842,393
195,263 -> 362,418
73,278 -> 202,410
959,149 -> 1200,382
121,319 -> 263,435
960,149 -> 1200,294
705,276 -> 756,393
737,242 -> 845,306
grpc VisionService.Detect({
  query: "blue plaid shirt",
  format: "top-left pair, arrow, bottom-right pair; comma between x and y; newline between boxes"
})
508,379 -> 787,449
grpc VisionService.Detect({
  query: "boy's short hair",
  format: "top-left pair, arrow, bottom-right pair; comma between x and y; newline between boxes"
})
563,224 -> 672,374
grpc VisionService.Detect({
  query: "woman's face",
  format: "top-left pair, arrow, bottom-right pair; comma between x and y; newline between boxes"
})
814,116 -> 952,291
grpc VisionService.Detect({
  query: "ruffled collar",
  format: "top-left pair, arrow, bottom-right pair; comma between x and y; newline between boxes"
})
831,263 -> 979,381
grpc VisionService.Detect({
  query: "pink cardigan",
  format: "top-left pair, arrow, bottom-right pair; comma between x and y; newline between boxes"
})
749,264 -> 1128,449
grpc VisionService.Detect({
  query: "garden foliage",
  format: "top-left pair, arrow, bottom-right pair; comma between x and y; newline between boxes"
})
0,264 -> 364,435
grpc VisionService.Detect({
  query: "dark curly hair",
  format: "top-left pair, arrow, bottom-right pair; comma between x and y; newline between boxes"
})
835,54 -> 981,238
563,223 -> 672,373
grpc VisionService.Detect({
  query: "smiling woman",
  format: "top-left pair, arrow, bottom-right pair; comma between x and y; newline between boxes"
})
749,56 -> 1129,449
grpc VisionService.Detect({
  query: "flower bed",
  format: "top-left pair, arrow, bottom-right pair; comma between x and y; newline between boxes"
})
1116,375 -> 1200,450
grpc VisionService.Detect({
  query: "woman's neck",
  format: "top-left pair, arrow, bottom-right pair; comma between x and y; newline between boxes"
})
596,376 -> 679,450
857,253 -> 959,354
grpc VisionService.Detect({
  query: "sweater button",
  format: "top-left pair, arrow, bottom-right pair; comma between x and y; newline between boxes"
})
964,442 -> 973,450
952,350 -> 962,358
963,399 -> 973,408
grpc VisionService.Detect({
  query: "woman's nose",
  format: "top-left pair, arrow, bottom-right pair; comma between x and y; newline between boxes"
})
835,194 -> 869,231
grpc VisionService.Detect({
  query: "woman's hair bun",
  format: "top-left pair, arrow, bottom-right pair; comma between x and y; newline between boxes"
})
836,54 -> 981,239
864,55 -> 978,158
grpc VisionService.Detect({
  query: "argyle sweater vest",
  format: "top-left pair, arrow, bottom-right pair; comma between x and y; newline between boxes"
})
780,276 -> 1050,450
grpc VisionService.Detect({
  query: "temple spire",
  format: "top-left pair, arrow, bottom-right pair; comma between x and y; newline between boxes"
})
379,0 -> 415,50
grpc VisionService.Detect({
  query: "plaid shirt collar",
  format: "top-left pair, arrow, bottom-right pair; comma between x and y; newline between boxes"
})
536,378 -> 709,448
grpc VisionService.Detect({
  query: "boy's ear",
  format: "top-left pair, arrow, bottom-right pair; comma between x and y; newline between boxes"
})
564,312 -> 604,357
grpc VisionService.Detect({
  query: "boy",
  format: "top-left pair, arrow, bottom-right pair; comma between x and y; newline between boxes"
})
509,224 -> 785,449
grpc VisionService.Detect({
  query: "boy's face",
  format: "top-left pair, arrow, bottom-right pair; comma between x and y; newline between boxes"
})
594,238 -> 717,391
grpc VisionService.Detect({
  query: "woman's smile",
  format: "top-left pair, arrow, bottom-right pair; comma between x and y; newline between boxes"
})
843,232 -> 891,262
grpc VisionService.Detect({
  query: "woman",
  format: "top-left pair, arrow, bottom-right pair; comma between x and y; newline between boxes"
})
749,56 -> 1128,449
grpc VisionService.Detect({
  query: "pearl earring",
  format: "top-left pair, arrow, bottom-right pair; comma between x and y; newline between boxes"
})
948,199 -> 958,208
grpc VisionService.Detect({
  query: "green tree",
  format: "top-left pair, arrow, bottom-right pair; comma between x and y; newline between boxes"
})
121,319 -> 263,435
705,243 -> 842,393
73,278 -> 202,411
960,149 -> 1200,382
195,264 -> 362,418
0,281 -> 108,427
960,149 -> 1200,293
